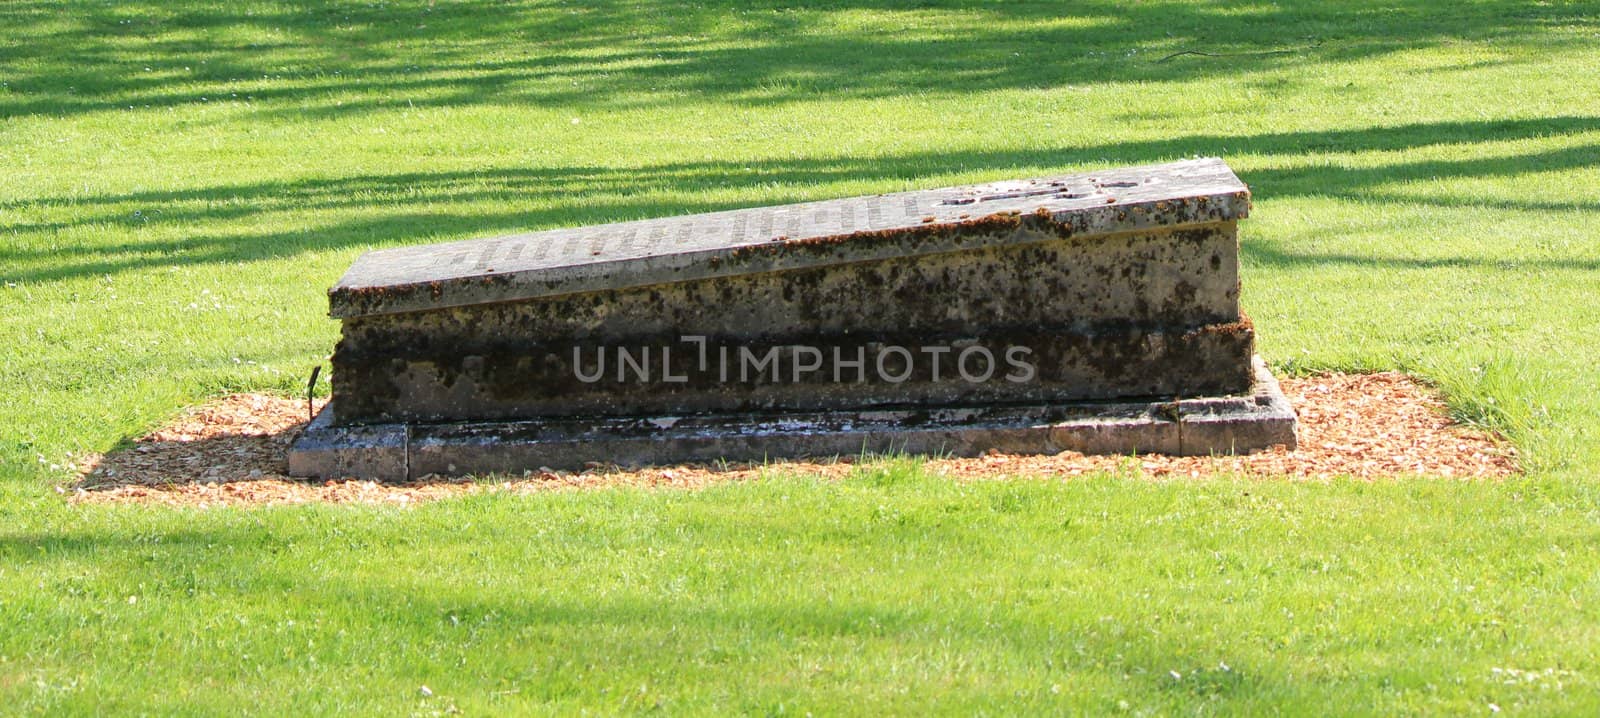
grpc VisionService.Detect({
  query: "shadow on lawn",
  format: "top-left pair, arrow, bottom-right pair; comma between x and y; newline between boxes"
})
72,395 -> 319,490
4,114 -> 1599,284
0,0 -> 1591,119
0,522 -> 1263,702
66,393 -> 763,492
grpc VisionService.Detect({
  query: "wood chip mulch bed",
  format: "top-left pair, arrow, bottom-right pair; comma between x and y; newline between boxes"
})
69,372 -> 1519,507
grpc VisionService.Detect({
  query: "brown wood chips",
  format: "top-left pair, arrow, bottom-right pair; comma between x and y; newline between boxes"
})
71,372 -> 1519,507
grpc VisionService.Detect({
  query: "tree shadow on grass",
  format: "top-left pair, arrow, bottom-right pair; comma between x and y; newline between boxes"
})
0,518 -> 1297,707
4,114 -> 1599,285
0,0 -> 1592,119
65,393 -> 770,494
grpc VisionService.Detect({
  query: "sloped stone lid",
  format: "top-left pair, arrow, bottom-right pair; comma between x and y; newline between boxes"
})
329,157 -> 1248,318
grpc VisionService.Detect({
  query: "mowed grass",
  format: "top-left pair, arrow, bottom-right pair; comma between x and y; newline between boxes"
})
2,0 -> 1599,713
8,472 -> 1600,714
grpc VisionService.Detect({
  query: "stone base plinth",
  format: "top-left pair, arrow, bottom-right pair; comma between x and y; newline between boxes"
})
288,358 -> 1295,481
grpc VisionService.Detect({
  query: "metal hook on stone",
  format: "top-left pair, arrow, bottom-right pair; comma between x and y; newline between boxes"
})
306,365 -> 322,424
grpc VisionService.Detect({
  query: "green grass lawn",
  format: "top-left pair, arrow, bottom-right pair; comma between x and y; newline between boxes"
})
3,0 -> 1599,713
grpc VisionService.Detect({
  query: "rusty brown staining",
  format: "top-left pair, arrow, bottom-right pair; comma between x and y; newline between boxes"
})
340,280 -> 446,315
1190,314 -> 1255,338
336,284 -> 384,300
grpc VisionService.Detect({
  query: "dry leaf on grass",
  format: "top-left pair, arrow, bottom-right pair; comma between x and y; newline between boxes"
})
72,372 -> 1518,507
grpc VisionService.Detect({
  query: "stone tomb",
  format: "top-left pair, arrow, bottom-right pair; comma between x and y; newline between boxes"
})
289,158 -> 1296,480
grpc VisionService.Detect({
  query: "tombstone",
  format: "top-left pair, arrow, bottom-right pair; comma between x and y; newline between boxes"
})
289,158 -> 1295,480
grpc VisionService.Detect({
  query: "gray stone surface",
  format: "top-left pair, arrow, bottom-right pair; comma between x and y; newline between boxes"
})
335,319 -> 1256,424
285,412 -> 408,479
289,358 -> 1295,480
289,158 -> 1296,480
330,158 -> 1249,318
330,160 -> 1255,424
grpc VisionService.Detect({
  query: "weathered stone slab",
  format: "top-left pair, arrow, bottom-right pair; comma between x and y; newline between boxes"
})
331,159 -> 1254,424
330,158 -> 1250,318
290,158 -> 1296,479
334,321 -> 1256,424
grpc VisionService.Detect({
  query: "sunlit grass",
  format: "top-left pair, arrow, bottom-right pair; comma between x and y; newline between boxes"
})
3,0 -> 1600,712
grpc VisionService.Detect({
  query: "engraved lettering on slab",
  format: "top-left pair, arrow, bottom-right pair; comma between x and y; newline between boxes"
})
866,197 -> 885,229
755,210 -> 773,240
